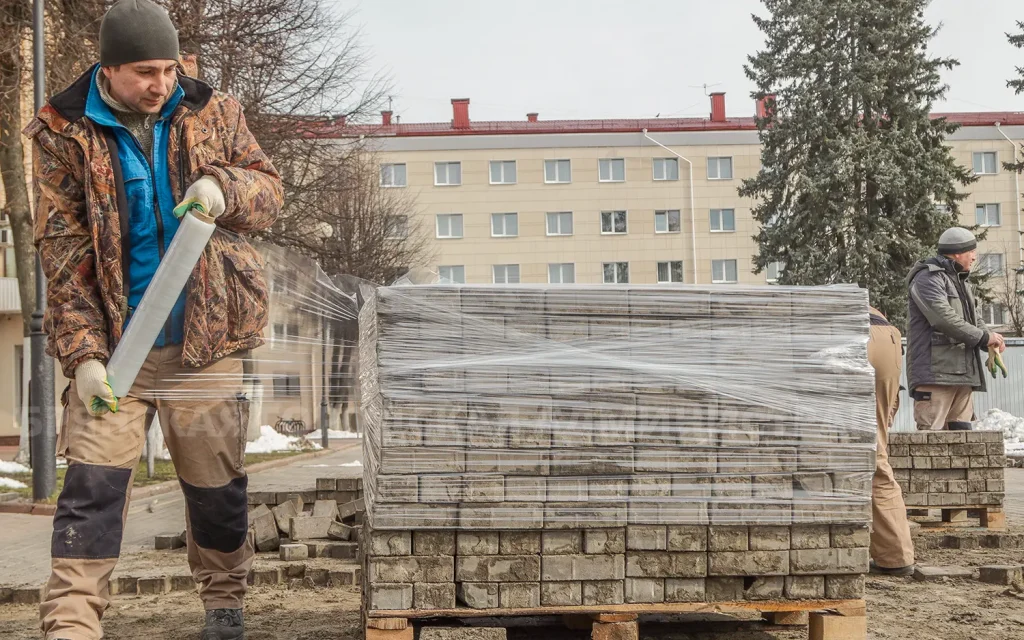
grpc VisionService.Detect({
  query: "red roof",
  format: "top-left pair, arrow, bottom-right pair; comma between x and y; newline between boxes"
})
302,112 -> 1024,139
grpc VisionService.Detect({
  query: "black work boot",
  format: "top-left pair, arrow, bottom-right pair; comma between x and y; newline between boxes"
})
200,608 -> 244,640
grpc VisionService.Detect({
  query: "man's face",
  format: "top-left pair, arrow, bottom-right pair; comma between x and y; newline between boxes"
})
102,60 -> 178,114
951,248 -> 977,271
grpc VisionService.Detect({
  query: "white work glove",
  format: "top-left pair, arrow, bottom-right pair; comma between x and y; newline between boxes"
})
174,176 -> 225,219
75,359 -> 119,416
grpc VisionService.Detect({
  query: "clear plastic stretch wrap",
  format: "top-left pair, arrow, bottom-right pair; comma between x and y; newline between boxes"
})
359,284 -> 876,531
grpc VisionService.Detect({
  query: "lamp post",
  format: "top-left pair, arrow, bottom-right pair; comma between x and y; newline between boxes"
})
30,0 -> 57,501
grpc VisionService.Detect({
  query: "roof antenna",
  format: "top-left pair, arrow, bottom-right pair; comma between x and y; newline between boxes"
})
688,82 -> 722,96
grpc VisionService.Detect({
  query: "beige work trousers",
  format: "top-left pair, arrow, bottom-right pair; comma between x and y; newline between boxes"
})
41,345 -> 254,640
912,384 -> 974,430
867,322 -> 916,569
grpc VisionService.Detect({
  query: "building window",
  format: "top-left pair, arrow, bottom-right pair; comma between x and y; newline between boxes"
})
710,208 -> 736,232
977,253 -> 1005,276
544,159 -> 571,183
548,263 -> 576,284
976,203 -> 1001,227
599,158 -> 626,182
546,212 -> 573,236
493,264 -> 520,284
657,261 -> 684,283
973,152 -> 998,175
386,215 -> 408,239
655,210 -> 681,234
712,259 -> 738,283
601,210 -> 628,234
0,229 -> 10,244
272,323 -> 300,345
438,265 -> 465,284
707,157 -> 733,180
434,162 -> 462,186
602,262 -> 629,284
983,303 -> 1007,326
273,374 -> 301,397
491,213 -> 519,237
436,214 -> 464,239
653,158 -> 680,181
380,163 -> 407,187
490,160 -> 517,184
766,261 -> 783,283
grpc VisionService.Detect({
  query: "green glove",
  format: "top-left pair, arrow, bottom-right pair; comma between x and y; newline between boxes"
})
172,199 -> 207,219
987,347 -> 1008,379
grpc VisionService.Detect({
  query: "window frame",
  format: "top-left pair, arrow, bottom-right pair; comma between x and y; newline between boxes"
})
598,158 -> 626,183
973,151 -> 998,175
489,160 -> 517,185
548,263 -> 576,284
492,264 -> 521,284
380,163 -> 407,188
602,261 -> 630,284
490,212 -> 519,238
600,210 -> 628,235
546,211 -> 574,236
544,159 -> 572,184
656,260 -> 685,284
438,265 -> 466,284
978,253 -> 1005,276
707,156 -> 734,181
434,161 -> 462,186
654,210 -> 682,234
653,157 -> 680,181
386,215 -> 409,239
711,259 -> 739,284
975,203 -> 1001,227
435,213 -> 464,239
710,208 -> 736,233
766,261 -> 783,283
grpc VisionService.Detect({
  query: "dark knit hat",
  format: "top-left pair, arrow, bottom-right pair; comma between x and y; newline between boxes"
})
937,227 -> 978,255
100,0 -> 179,67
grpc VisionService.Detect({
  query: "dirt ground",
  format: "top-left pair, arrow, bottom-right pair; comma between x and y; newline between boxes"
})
2,534 -> 1023,639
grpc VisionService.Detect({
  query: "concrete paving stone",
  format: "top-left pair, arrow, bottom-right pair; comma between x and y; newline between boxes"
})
625,578 -> 665,604
272,501 -> 298,535
155,532 -> 187,551
11,586 -> 43,605
117,576 -> 139,595
546,503 -> 629,529
456,555 -> 542,583
415,582 -> 457,609
583,580 -> 625,605
137,577 -> 170,595
743,576 -> 785,600
369,556 -> 454,583
542,531 -> 583,555
312,500 -> 339,520
284,563 -> 307,579
830,525 -> 870,549
280,543 -> 309,562
664,578 -> 706,603
544,554 -> 626,581
329,541 -> 359,560
328,521 -> 354,541
785,576 -> 825,599
419,628 -> 507,640
414,531 -> 456,556
500,582 -> 541,608
307,568 -> 331,587
369,583 -> 413,610
626,552 -> 706,579
585,529 -> 627,554
457,532 -> 500,556
749,526 -> 790,551
708,551 -> 789,577
457,582 -> 499,609
790,525 -> 834,550
705,577 -> 745,602
708,526 -> 748,552
978,565 -> 1023,585
329,566 -> 361,587
500,531 -> 542,555
666,526 -> 707,552
249,568 -> 282,587
371,531 -> 413,557
913,565 -> 976,581
541,581 -> 582,606
627,525 -> 667,551
825,575 -> 865,599
170,575 -> 197,592
460,503 -> 544,530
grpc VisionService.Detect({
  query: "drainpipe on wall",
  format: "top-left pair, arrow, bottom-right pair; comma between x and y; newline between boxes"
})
643,129 -> 698,284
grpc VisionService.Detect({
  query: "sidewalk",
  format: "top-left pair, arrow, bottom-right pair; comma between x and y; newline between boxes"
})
0,441 -> 362,587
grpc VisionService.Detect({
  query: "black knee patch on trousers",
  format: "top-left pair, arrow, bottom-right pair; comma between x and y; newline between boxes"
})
948,421 -> 972,431
52,464 -> 133,559
181,475 -> 248,553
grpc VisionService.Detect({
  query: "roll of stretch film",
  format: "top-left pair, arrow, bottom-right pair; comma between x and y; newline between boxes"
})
106,209 -> 217,399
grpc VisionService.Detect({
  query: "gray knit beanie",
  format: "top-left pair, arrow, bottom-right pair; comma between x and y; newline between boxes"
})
937,227 -> 978,255
99,0 -> 179,67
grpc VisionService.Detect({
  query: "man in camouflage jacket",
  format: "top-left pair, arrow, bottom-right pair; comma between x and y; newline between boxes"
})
25,2 -> 281,639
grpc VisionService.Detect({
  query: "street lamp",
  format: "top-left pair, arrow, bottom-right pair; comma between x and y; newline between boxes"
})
30,0 -> 57,501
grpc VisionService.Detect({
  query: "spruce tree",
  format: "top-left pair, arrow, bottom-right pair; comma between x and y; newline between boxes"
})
739,0 -> 976,328
1008,21 -> 1024,176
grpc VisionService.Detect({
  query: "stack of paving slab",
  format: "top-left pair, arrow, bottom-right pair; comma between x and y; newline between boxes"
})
889,431 -> 1005,509
358,285 -> 876,611
246,476 -> 365,555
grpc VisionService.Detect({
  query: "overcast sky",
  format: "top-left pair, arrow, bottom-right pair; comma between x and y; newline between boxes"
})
337,0 -> 1023,123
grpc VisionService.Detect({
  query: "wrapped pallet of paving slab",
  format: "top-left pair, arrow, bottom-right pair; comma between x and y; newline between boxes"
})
358,284 -> 875,613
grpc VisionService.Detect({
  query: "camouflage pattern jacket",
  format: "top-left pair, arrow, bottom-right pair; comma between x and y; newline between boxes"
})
25,65 -> 283,378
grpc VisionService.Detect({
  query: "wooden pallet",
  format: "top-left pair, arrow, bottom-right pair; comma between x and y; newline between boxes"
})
365,599 -> 867,640
906,505 -> 1006,531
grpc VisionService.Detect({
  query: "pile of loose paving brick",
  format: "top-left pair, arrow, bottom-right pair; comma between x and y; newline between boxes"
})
359,285 -> 876,612
889,431 -> 1006,509
246,477 -> 365,561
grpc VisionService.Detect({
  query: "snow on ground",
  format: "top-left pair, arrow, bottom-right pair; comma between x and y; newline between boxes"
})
974,408 -> 1024,454
0,461 -> 30,474
340,461 -> 362,467
327,429 -> 360,439
245,425 -> 322,454
0,477 -> 27,490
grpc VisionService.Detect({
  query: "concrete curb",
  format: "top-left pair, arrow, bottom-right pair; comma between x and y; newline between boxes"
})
1,439 -> 362,516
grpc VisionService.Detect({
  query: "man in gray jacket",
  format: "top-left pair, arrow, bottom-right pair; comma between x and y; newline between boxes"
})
907,227 -> 1006,430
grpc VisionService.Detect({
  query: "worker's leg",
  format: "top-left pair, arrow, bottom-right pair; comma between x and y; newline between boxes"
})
156,347 -> 254,611
946,386 -> 975,429
870,382 -> 915,568
40,355 -> 159,640
912,385 -> 956,430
